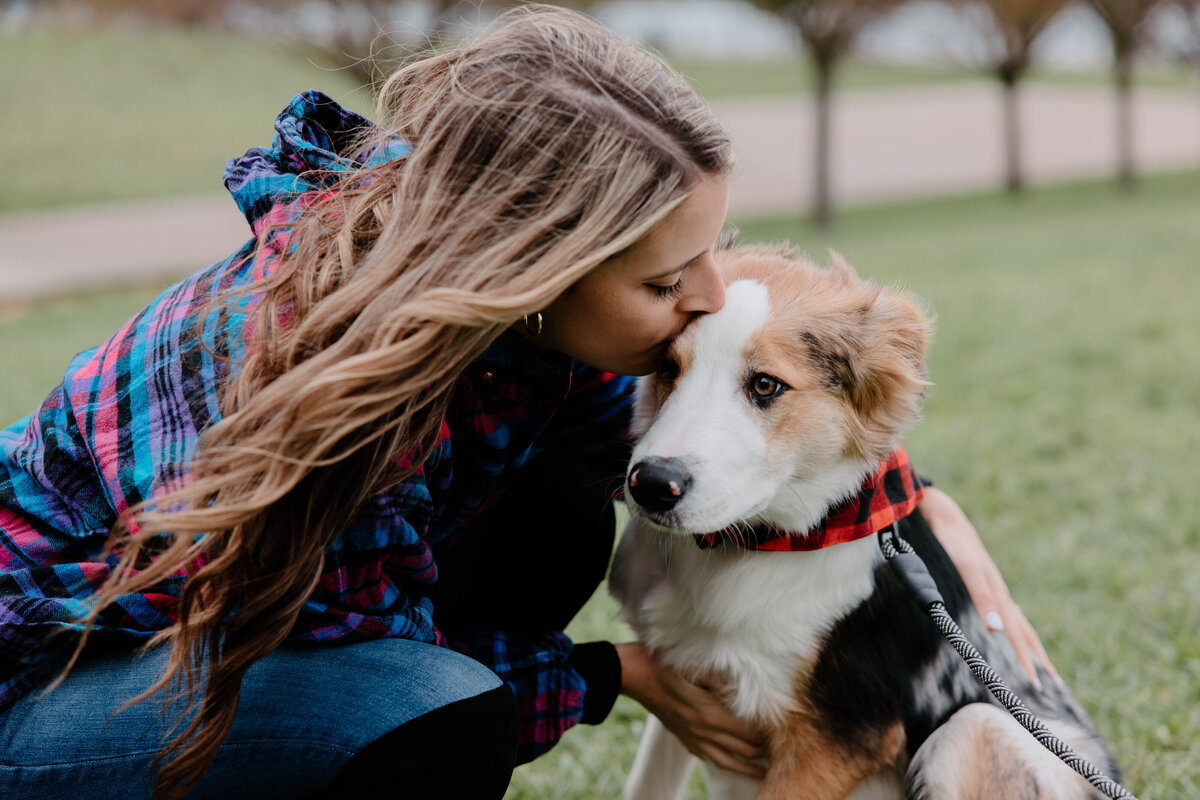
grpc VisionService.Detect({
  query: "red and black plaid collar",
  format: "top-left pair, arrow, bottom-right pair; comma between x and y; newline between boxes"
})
694,448 -> 925,551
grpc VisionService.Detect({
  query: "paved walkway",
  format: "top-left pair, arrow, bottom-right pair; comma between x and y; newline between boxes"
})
721,81 -> 1199,217
2,82 -> 1197,302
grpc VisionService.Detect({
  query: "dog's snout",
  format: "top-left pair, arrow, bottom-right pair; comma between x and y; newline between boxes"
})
628,458 -> 692,512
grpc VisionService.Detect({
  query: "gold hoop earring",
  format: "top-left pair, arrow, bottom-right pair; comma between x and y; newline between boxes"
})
523,312 -> 543,337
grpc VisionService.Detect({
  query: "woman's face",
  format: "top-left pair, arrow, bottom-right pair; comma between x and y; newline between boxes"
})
537,173 -> 730,376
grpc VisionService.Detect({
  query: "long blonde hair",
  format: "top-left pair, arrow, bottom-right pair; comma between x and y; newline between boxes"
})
64,5 -> 731,798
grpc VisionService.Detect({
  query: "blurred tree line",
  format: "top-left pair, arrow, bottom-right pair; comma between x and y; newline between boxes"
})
6,0 -> 1198,225
748,0 -> 1184,224
36,0 -> 493,86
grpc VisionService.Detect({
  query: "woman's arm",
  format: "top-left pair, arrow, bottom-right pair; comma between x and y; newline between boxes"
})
616,642 -> 768,778
919,485 -> 1058,687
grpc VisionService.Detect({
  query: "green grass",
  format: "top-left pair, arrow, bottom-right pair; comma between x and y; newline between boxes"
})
669,56 -> 983,101
669,54 -> 1199,101
5,172 -> 1195,797
0,27 -> 373,214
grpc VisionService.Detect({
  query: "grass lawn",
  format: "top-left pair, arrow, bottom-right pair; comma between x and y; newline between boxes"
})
669,56 -> 982,100
0,27 -> 374,214
673,55 -> 1200,101
3,171 -> 1197,798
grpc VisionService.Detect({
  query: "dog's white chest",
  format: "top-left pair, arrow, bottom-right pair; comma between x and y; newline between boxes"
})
612,525 -> 881,726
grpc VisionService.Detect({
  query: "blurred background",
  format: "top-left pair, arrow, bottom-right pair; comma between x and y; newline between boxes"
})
1,1 -> 1198,797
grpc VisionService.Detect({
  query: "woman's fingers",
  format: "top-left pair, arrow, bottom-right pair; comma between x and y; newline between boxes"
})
1003,605 -> 1040,686
920,487 -> 1060,685
1004,603 -> 1060,688
672,704 -> 767,775
965,556 -> 1052,685
683,672 -> 766,748
618,643 -> 768,775
958,557 -> 1002,630
687,707 -> 767,761
1022,609 -> 1059,685
696,740 -> 767,778
972,558 -> 1059,686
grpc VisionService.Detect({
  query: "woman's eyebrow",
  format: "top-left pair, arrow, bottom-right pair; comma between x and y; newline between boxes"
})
645,252 -> 705,281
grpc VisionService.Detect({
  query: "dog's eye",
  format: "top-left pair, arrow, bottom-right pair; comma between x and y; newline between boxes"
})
749,373 -> 786,401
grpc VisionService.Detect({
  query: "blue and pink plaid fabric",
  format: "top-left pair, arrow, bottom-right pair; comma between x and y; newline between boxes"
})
0,91 -> 634,761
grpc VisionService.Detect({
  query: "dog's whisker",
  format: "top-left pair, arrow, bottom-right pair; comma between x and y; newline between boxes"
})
730,520 -> 754,550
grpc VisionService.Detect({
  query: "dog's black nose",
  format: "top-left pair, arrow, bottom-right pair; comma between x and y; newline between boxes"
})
628,458 -> 692,512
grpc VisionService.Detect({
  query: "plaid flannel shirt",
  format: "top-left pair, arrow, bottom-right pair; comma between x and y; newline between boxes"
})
0,91 -> 634,762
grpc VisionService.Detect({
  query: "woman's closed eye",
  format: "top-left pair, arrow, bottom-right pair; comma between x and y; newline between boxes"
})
647,274 -> 684,300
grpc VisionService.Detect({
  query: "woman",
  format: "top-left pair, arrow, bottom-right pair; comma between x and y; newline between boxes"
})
0,7 -> 1048,799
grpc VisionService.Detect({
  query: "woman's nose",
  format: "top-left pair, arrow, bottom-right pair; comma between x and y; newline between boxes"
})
678,255 -> 725,315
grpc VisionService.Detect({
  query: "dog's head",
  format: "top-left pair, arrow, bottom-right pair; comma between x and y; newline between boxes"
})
626,244 -> 931,534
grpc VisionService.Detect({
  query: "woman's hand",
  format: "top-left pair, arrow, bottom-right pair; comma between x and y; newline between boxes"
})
615,642 -> 768,778
919,486 -> 1059,687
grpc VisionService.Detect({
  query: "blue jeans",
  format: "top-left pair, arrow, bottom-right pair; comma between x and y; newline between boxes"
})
0,637 -> 515,799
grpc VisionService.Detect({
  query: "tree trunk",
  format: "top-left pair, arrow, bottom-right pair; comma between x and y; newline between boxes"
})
1001,75 -> 1023,194
813,55 -> 835,229
1115,48 -> 1136,191
1196,62 -> 1200,165
1183,8 -> 1200,164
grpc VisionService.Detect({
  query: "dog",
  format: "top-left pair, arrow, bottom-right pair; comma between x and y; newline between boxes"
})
609,244 -> 1120,800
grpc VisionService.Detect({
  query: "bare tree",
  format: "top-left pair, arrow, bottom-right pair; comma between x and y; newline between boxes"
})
956,0 -> 1071,192
70,0 -> 222,27
748,0 -> 906,228
1176,0 -> 1200,51
54,0 -> 491,90
1087,0 -> 1168,189
1169,0 -> 1200,161
242,0 -> 482,90
1175,0 -> 1200,52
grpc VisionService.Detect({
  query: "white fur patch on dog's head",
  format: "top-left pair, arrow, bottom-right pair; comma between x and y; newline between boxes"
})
627,244 -> 931,534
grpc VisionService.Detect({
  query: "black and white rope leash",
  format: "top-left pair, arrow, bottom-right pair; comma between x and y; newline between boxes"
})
878,524 -> 1137,800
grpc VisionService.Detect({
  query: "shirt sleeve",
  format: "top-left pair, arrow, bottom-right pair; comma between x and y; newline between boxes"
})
0,248 -> 259,544
446,630 -> 621,763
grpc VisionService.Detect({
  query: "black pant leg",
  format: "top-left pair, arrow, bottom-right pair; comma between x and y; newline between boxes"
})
321,684 -> 519,800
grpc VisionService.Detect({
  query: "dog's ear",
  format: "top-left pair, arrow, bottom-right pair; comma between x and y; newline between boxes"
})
842,286 -> 932,462
827,249 -> 859,282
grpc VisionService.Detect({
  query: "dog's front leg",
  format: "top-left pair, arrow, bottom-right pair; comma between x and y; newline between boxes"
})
624,714 -> 697,800
755,718 -> 906,800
